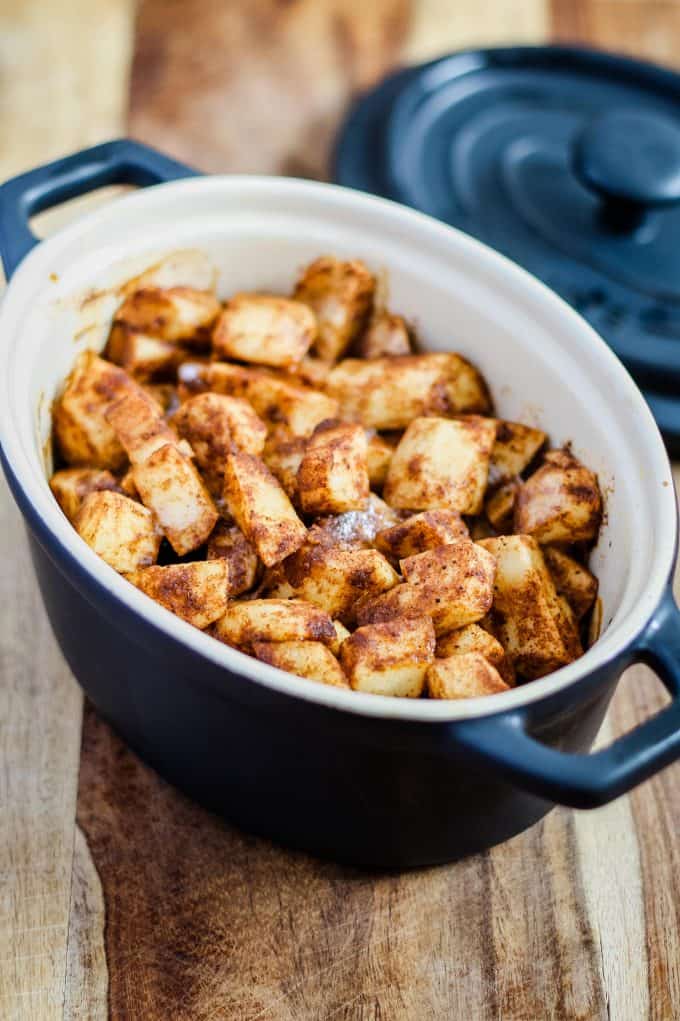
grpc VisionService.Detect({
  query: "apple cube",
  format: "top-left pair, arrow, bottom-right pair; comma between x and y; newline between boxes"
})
75,490 -> 160,573
297,420 -> 369,515
515,449 -> 602,544
488,420 -> 546,487
212,294 -> 316,367
173,392 -> 267,495
284,546 -> 399,623
131,560 -> 229,629
223,451 -> 306,566
375,509 -> 468,561
427,652 -> 510,699
115,286 -> 220,344
132,443 -> 218,555
485,479 -> 519,533
50,467 -> 119,522
340,617 -> 435,697
355,312 -> 412,359
384,416 -> 496,514
436,623 -> 514,685
106,388 -> 178,466
253,640 -> 349,688
478,534 -> 583,679
105,325 -> 181,380
53,351 -> 135,470
213,598 -> 335,648
544,547 -> 598,621
357,540 -> 496,635
294,256 -> 374,362
206,520 -> 260,596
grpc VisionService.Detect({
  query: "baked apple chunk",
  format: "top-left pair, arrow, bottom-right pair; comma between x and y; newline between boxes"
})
420,353 -> 491,415
340,617 -> 435,696
485,480 -> 519,533
206,520 -> 260,596
114,286 -> 220,344
261,432 -> 306,503
326,352 -> 491,429
294,257 -> 375,362
105,326 -> 181,380
357,540 -> 496,636
326,355 -> 450,430
284,546 -> 399,623
354,312 -> 412,359
106,388 -> 178,466
365,433 -> 395,489
384,416 -> 496,514
427,653 -> 510,699
50,467 -> 119,522
175,392 -> 266,457
213,598 -> 336,649
223,452 -> 307,566
132,443 -> 218,556
436,623 -> 514,686
253,641 -> 349,688
543,547 -> 598,620
53,351 -> 136,470
488,420 -> 546,487
515,449 -> 602,544
173,392 -> 267,494
131,560 -> 229,629
75,490 -> 160,573
375,509 -> 468,561
478,535 -> 582,679
212,294 -> 317,367
297,419 -> 369,515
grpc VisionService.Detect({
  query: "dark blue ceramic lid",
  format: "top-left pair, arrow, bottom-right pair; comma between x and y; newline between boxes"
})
334,46 -> 680,450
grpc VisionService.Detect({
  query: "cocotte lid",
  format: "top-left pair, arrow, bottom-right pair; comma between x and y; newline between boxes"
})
334,46 -> 680,450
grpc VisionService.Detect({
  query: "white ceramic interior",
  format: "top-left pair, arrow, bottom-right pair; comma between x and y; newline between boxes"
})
0,176 -> 675,721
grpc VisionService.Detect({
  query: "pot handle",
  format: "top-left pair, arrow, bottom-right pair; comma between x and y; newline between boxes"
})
454,588 -> 680,808
0,138 -> 199,279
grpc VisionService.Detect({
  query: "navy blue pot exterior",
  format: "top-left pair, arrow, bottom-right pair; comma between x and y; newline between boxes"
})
27,520 -> 616,868
2,138 -> 680,867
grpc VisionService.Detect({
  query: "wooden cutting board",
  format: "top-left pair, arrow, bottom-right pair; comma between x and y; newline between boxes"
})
2,2 -> 680,1018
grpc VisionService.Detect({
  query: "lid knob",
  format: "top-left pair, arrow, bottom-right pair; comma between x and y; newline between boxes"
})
572,110 -> 680,231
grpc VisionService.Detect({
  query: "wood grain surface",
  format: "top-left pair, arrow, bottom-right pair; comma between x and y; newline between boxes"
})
0,4 -> 134,1018
1,1 -> 679,1018
551,0 -> 680,67
128,0 -> 547,177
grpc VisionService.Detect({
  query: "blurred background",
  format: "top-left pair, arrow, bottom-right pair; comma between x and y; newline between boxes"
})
1,0 -> 678,187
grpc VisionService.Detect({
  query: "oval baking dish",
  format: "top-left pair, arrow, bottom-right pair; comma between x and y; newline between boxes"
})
0,139 -> 679,867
